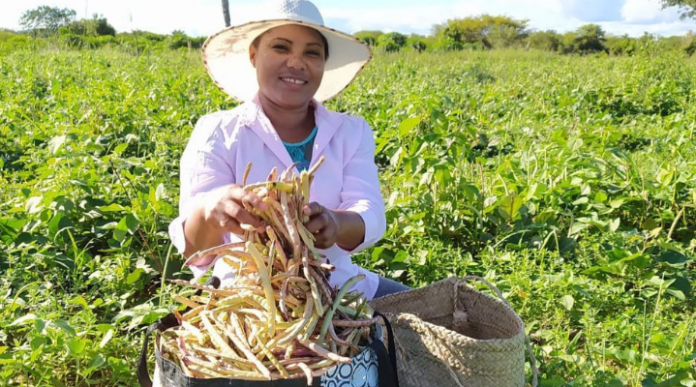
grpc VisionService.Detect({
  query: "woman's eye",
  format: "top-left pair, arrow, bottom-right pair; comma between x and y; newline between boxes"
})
273,45 -> 288,51
306,50 -> 321,57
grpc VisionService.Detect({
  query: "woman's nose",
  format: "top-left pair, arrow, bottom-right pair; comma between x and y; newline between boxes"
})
286,53 -> 305,70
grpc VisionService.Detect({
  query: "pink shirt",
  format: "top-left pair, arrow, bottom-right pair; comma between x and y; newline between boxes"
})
168,95 -> 385,300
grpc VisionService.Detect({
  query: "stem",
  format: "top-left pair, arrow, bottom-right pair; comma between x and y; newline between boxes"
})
108,159 -> 163,272
667,207 -> 684,241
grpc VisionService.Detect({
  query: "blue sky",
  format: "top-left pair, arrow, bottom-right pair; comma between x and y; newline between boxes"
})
1,0 -> 694,38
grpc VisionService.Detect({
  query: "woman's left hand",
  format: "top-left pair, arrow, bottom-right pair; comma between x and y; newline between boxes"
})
303,202 -> 340,249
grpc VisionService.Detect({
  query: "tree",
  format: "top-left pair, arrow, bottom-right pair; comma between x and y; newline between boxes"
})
527,30 -> 562,52
19,6 -> 76,37
574,24 -> 607,53
377,32 -> 407,52
354,30 -> 383,46
434,15 -> 529,50
407,35 -> 427,53
658,0 -> 696,19
64,14 -> 116,37
222,0 -> 231,28
605,34 -> 637,56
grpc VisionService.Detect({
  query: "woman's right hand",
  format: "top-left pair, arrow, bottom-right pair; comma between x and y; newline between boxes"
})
184,184 -> 268,262
201,184 -> 269,236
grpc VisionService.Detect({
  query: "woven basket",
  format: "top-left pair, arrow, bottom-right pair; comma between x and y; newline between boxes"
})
368,276 -> 537,387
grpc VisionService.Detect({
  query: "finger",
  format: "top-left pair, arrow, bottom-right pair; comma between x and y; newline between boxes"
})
304,212 -> 329,234
312,229 -> 333,249
230,186 -> 268,211
218,215 -> 242,235
223,200 -> 266,229
303,202 -> 323,217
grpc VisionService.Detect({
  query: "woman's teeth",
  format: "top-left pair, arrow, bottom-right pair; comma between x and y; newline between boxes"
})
281,78 -> 306,85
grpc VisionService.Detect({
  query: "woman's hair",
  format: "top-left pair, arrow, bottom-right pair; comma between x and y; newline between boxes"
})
251,27 -> 330,60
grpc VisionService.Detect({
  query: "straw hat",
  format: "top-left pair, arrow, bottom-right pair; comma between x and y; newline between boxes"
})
201,0 -> 372,103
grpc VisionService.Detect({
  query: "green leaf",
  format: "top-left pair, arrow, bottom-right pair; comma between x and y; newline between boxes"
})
34,318 -> 48,334
568,222 -> 590,236
572,196 -> 589,205
25,196 -> 44,214
69,295 -> 90,310
89,353 -> 107,369
114,213 -> 140,241
156,183 -> 166,201
609,218 -> 620,232
126,268 -> 144,285
48,135 -> 67,154
99,203 -> 127,212
113,143 -> 128,155
99,329 -> 114,348
52,319 -> 77,337
67,337 -> 86,356
399,117 -> 420,137
594,191 -> 608,203
657,251 -> 688,267
666,289 -> 685,300
561,295 -> 574,311
9,313 -> 36,327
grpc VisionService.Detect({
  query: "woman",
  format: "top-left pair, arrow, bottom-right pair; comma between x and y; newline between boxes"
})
168,0 -> 409,300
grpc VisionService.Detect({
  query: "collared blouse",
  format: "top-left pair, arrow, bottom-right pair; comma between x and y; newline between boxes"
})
168,95 -> 386,300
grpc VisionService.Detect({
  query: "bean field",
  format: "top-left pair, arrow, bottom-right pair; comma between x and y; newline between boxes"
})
1,46 -> 696,386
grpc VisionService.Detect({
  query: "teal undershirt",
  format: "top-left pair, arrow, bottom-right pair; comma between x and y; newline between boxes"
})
283,126 -> 318,172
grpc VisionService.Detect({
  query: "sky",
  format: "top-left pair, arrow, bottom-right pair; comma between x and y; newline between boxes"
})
0,0 -> 694,38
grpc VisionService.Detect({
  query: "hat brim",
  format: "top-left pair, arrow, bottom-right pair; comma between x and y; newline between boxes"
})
202,19 -> 372,103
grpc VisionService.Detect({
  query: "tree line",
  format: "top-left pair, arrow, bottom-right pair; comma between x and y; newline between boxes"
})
2,5 -> 695,57
358,16 -> 696,56
1,6 -> 206,53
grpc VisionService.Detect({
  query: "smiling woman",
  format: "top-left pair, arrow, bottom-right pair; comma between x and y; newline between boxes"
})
168,0 -> 410,302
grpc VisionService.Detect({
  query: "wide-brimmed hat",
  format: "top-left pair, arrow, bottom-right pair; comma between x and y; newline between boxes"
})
201,0 -> 372,103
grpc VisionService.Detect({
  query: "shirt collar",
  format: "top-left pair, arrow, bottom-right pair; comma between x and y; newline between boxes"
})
240,93 -> 343,171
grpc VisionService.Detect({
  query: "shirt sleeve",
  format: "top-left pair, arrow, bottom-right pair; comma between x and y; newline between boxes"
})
168,114 -> 236,274
336,118 -> 386,254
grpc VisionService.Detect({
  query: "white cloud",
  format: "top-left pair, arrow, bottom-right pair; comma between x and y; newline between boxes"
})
321,2 -> 482,35
621,0 -> 681,24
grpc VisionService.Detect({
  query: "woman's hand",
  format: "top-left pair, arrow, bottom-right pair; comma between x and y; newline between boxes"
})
303,202 -> 340,249
202,184 -> 268,235
303,202 -> 366,251
184,184 -> 268,262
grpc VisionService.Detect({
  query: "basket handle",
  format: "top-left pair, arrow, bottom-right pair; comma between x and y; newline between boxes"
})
457,276 -> 539,387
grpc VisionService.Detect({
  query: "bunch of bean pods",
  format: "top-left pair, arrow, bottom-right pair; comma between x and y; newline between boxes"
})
159,157 -> 379,383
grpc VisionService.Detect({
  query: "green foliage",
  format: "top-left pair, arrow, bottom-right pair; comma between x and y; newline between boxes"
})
658,0 -> 696,19
62,14 -> 116,37
406,35 -> 428,53
3,45 -> 696,386
377,32 -> 407,53
573,24 -> 607,53
527,30 -> 562,52
606,34 -> 637,56
354,30 -> 383,46
434,15 -> 529,50
19,6 -> 77,37
684,33 -> 696,56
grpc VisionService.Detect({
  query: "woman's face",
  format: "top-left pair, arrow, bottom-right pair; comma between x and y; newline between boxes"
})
250,25 -> 327,109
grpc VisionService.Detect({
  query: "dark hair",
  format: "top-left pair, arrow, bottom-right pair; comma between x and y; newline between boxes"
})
251,27 -> 330,59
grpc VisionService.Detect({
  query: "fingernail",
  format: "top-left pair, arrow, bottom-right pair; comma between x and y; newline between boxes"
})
303,206 -> 311,215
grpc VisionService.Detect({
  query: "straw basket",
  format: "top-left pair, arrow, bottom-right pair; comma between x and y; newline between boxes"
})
368,276 -> 538,387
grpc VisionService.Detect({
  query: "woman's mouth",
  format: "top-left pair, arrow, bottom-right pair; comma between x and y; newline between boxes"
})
280,77 -> 307,85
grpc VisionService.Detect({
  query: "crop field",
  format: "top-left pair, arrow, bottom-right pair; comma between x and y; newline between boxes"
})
1,45 -> 696,386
